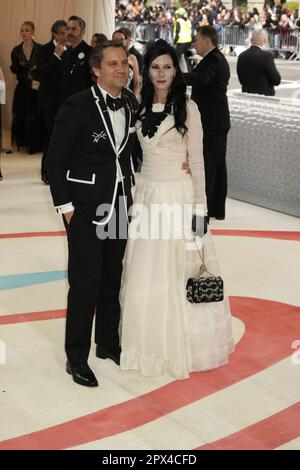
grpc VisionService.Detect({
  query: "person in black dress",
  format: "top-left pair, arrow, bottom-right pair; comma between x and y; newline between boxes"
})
120,27 -> 144,75
112,30 -> 140,97
10,21 -> 44,154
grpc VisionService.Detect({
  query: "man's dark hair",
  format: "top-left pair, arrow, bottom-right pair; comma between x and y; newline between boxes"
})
51,20 -> 67,36
68,15 -> 86,31
112,29 -> 126,39
196,25 -> 218,47
92,33 -> 108,46
90,40 -> 128,69
120,27 -> 132,39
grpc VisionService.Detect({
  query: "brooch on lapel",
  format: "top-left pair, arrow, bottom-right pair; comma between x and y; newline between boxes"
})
77,52 -> 86,67
92,131 -> 107,143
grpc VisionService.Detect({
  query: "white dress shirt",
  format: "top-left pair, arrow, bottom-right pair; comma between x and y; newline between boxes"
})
97,84 -> 126,166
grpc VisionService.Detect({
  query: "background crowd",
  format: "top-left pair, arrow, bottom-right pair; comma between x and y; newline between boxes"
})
116,0 -> 300,35
0,1 -> 290,184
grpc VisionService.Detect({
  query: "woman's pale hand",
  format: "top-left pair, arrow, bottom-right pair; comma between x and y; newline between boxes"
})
192,215 -> 208,238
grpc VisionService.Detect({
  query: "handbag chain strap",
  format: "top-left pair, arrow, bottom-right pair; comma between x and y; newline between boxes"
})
194,238 -> 215,279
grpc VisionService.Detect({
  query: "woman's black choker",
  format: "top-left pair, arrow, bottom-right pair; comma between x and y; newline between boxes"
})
141,103 -> 172,139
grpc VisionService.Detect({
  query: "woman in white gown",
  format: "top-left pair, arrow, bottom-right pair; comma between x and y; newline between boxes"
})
120,40 -> 234,380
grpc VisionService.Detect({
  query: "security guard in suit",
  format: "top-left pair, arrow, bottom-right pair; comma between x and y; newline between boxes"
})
184,26 -> 230,220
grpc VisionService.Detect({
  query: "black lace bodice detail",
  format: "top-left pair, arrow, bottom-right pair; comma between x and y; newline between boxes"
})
141,103 -> 172,138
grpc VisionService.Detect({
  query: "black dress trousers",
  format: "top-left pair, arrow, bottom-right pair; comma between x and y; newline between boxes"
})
203,130 -> 228,219
64,184 -> 130,365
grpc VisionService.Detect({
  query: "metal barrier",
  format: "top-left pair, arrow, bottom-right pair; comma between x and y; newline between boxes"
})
116,21 -> 223,46
116,21 -> 175,43
116,22 -> 300,60
221,26 -> 300,59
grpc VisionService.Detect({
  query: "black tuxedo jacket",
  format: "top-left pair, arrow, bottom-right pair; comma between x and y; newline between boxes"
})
60,40 -> 93,101
46,85 -> 137,224
237,45 -> 281,96
37,40 -> 67,111
184,48 -> 230,131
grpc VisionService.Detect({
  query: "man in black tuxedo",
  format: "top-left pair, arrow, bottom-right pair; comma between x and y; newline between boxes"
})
184,26 -> 230,220
60,16 -> 93,101
237,29 -> 281,96
46,41 -> 137,387
37,20 -> 68,184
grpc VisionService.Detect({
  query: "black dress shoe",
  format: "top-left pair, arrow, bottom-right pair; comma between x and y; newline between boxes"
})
66,361 -> 98,387
96,345 -> 121,365
42,177 -> 49,185
41,173 -> 49,185
215,216 -> 225,220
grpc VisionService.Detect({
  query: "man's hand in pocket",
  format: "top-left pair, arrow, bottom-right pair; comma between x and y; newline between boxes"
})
64,211 -> 74,225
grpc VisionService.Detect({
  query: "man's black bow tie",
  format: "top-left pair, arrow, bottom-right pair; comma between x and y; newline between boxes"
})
106,95 -> 126,111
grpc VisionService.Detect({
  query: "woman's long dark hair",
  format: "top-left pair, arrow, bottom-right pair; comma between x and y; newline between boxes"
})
140,40 -> 187,136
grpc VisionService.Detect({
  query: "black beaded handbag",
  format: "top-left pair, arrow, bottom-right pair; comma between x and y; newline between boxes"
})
186,241 -> 224,304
